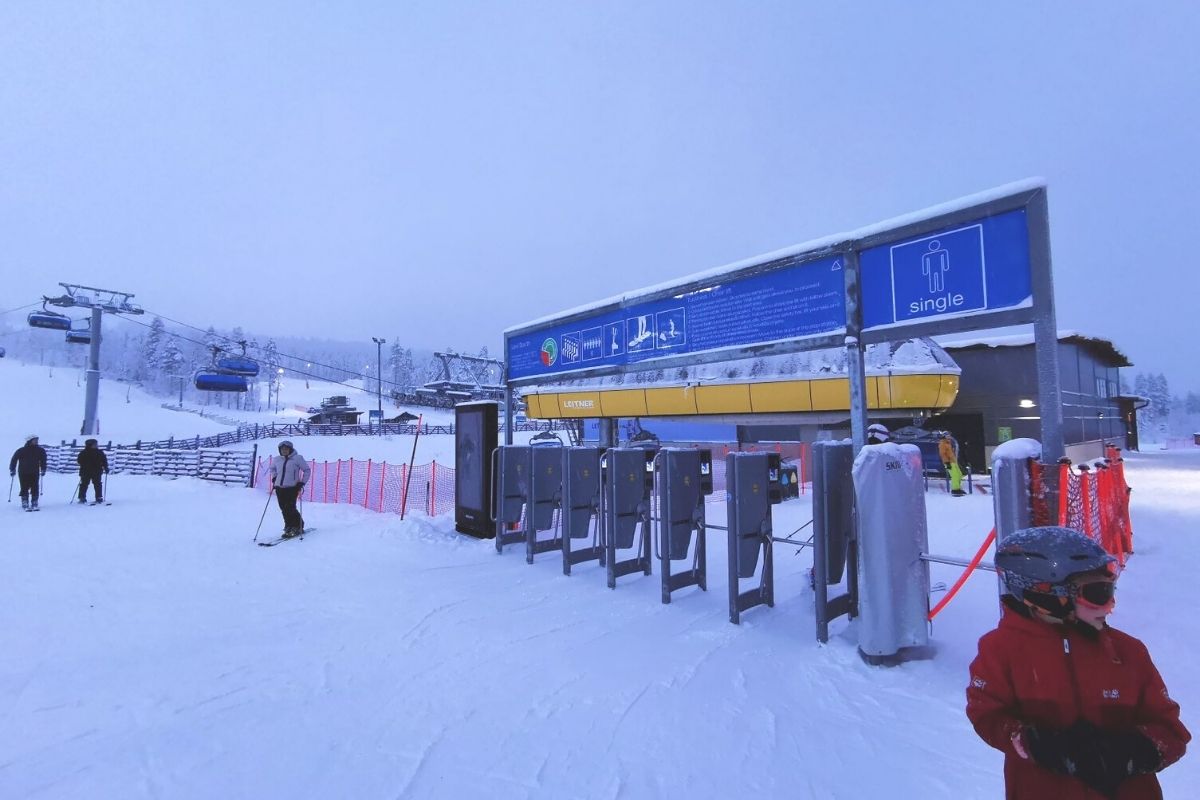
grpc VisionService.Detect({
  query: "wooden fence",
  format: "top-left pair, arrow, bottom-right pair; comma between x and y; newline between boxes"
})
55,419 -> 576,453
44,445 -> 257,486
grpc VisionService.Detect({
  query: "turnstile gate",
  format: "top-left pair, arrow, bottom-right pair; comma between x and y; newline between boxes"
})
726,452 -> 782,623
562,446 -> 604,575
603,447 -> 654,588
493,444 -> 564,563
656,448 -> 713,603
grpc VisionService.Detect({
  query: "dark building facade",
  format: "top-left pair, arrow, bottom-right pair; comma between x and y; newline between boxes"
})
927,333 -> 1132,471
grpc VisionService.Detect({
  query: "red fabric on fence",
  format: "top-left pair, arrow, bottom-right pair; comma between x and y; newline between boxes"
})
1027,455 -> 1131,565
256,456 -> 456,517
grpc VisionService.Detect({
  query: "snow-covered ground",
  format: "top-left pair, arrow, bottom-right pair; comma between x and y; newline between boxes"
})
3,358 -> 1198,798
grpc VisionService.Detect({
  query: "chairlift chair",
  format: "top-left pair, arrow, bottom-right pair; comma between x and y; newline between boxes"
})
193,370 -> 249,392
27,307 -> 72,331
530,430 -> 564,447
65,319 -> 92,345
215,356 -> 260,376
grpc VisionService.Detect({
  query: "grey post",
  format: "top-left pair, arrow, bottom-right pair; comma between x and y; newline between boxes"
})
82,305 -> 102,435
1028,189 -> 1064,463
842,250 -> 868,452
991,444 -> 1036,549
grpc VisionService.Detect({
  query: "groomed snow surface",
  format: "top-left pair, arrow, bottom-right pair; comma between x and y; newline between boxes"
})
2,359 -> 1198,798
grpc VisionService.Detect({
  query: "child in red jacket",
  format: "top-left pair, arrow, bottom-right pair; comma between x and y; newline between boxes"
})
967,526 -> 1189,799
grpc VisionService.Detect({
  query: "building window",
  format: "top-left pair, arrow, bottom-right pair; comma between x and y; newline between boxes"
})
1095,377 -> 1108,398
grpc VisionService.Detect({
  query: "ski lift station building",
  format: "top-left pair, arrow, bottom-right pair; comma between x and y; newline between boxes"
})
502,180 -> 1094,471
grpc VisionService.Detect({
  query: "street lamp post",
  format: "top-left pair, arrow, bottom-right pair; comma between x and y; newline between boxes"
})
371,337 -> 386,432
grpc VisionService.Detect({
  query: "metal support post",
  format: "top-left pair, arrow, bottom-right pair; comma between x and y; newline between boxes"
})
842,250 -> 868,452
82,305 -> 102,435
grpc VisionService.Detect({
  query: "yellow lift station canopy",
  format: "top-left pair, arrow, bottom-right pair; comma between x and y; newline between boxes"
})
522,338 -> 959,420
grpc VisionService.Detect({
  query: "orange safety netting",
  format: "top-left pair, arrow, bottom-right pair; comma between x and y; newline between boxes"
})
255,457 -> 457,517
1035,446 -> 1133,565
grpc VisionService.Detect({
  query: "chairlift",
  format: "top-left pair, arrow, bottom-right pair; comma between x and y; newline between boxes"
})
27,307 -> 72,331
193,370 -> 248,392
530,430 -> 564,447
64,317 -> 92,344
215,356 -> 260,376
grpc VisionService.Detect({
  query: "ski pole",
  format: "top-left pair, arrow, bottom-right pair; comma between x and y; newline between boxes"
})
7,473 -> 12,503
253,486 -> 275,542
104,472 -> 108,502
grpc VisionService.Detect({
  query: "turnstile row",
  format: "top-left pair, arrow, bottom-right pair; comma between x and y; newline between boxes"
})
491,446 -> 784,616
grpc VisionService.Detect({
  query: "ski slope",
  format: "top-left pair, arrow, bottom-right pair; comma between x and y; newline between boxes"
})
2,360 -> 1197,798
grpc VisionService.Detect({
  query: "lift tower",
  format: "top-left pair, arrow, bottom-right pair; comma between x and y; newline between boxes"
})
41,283 -> 144,435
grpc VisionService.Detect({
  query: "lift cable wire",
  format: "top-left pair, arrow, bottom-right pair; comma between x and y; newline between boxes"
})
0,300 -> 44,319
117,311 -> 403,398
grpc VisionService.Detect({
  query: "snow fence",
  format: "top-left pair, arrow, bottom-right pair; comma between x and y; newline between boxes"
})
254,457 -> 456,517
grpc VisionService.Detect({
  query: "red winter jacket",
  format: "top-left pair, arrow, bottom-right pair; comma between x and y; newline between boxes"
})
967,600 -> 1189,799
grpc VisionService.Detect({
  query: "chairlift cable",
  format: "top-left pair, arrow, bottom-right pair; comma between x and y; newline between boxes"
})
134,306 -> 414,393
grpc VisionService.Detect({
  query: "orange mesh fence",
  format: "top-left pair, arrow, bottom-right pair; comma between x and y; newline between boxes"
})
1032,451 -> 1132,565
255,457 -> 457,517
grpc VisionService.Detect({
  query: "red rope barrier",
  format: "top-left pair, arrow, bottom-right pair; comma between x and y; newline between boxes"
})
928,527 -> 996,621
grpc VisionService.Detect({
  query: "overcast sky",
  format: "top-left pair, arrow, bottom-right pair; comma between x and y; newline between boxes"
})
3,2 -> 1198,392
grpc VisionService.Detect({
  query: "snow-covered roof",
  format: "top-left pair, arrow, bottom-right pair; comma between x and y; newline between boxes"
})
937,330 -> 1132,367
507,177 -> 1045,334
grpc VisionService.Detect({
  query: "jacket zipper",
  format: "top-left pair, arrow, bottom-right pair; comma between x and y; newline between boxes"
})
278,455 -> 292,489
1062,634 -> 1085,719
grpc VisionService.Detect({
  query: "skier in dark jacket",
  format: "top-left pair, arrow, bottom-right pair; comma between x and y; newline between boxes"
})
76,438 -> 109,504
967,526 -> 1189,798
9,434 -> 48,511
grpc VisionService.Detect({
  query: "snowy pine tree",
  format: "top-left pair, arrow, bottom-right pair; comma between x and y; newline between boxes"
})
139,318 -> 165,384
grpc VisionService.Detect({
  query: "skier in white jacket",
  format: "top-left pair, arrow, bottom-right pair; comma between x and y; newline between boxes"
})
269,440 -> 309,537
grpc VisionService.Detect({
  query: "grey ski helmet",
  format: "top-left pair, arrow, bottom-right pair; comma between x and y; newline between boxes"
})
278,440 -> 294,451
866,423 -> 890,443
25,434 -> 38,443
995,526 -> 1115,618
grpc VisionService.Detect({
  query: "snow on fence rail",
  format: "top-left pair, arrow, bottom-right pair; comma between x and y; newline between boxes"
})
44,445 -> 256,486
55,420 -> 575,452
255,457 -> 457,517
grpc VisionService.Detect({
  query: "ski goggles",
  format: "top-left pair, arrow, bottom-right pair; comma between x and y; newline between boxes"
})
1075,581 -> 1116,606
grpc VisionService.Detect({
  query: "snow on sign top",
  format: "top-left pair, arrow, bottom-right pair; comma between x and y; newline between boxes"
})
505,178 -> 1045,382
505,177 -> 1046,335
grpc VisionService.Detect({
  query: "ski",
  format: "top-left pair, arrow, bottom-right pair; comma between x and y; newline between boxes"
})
257,528 -> 315,547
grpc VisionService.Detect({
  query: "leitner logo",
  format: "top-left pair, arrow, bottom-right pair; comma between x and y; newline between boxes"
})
563,399 -> 594,409
540,338 -> 558,366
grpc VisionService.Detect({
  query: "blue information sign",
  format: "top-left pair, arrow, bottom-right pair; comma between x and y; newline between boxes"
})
507,256 -> 846,380
860,208 -> 1031,330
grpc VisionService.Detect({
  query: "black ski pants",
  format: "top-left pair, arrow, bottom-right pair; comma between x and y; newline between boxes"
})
275,485 -> 304,530
79,471 -> 103,501
17,471 -> 40,502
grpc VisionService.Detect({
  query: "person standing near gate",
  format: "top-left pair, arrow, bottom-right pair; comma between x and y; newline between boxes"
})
967,526 -> 1189,797
76,438 -> 108,504
269,440 -> 308,537
938,432 -> 965,496
9,434 -> 47,511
